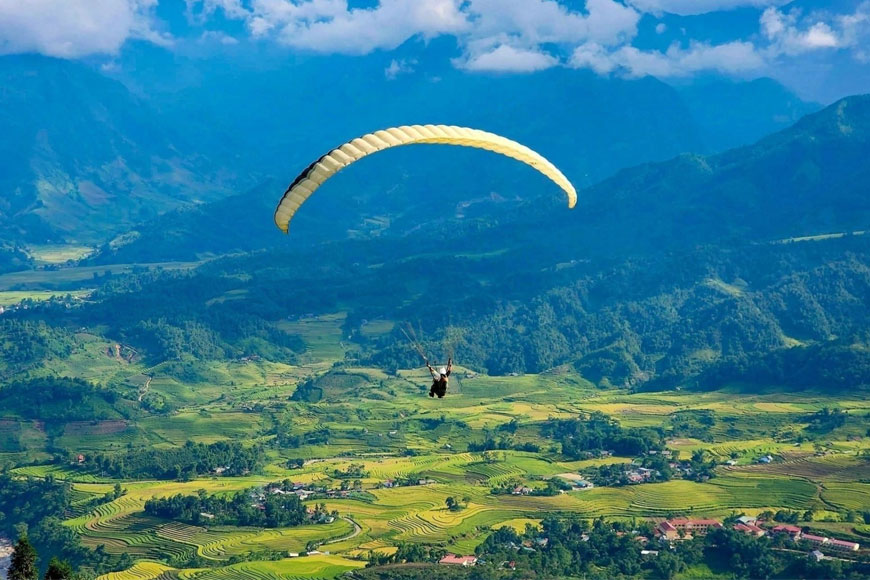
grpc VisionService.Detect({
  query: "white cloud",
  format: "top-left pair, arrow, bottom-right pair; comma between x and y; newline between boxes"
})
626,0 -> 787,17
7,0 -> 870,88
570,40 -> 764,77
189,0 -> 639,68
198,0 -> 470,54
384,58 -> 416,79
464,0 -> 638,47
0,0 -> 168,58
458,44 -> 559,72
760,6 -> 854,56
186,0 -> 249,22
200,30 -> 240,45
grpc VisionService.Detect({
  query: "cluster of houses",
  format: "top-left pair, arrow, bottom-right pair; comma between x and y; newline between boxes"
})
381,478 -> 436,489
770,524 -> 861,554
263,481 -> 352,502
654,516 -> 860,557
625,467 -> 658,483
437,516 -> 862,569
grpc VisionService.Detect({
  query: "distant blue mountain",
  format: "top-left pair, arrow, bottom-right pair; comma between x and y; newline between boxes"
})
0,46 -> 817,264
0,54 -> 236,246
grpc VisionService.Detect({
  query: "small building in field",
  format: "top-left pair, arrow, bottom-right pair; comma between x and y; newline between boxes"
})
734,523 -> 766,537
800,534 -> 828,549
656,521 -> 679,541
828,538 -> 859,552
439,554 -> 477,567
810,550 -> 825,562
666,518 -> 723,536
771,524 -> 802,539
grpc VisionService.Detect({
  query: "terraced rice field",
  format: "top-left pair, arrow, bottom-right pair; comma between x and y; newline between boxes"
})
96,560 -> 178,580
820,482 -> 870,511
12,357 -> 865,580
96,555 -> 364,580
727,455 -> 870,481
184,555 -> 364,579
710,475 -> 818,511
12,464 -> 110,482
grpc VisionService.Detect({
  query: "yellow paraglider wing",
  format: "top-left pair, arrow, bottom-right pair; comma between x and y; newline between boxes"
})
274,124 -> 577,233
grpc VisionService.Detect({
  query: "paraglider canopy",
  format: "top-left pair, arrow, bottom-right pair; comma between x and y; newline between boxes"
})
274,124 -> 577,234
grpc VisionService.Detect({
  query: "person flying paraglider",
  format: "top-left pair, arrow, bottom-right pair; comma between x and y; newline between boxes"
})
428,358 -> 452,398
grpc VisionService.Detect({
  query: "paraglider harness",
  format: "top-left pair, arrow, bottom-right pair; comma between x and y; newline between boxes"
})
427,358 -> 452,398
401,326 -> 453,398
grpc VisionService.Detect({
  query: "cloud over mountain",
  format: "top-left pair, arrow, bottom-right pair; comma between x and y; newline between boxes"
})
0,0 -> 168,58
1,0 -> 869,100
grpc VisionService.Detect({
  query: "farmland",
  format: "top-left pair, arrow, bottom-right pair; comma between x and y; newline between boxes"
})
3,313 -> 870,579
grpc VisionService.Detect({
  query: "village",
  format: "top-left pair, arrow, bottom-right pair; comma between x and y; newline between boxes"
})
436,516 -> 863,569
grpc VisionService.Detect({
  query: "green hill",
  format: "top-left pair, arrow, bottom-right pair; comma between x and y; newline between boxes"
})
0,55 -> 236,248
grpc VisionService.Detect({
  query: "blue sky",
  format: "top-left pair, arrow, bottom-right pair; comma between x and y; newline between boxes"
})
0,0 -> 868,102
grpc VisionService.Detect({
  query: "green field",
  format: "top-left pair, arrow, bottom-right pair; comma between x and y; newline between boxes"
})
5,312 -> 870,578
0,289 -> 92,306
0,260 -> 203,291
26,244 -> 95,265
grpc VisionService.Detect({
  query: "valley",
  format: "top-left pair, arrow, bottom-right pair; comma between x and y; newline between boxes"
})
2,309 -> 869,579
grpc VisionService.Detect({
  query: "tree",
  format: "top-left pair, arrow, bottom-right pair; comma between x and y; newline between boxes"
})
9,536 -> 38,580
445,497 -> 456,511
44,558 -> 74,580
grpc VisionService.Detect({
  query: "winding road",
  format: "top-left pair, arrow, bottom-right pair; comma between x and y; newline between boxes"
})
323,516 -> 362,545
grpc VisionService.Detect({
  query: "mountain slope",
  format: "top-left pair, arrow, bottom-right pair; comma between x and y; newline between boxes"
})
0,55 -> 236,246
87,74 -> 821,263
52,94 -> 870,391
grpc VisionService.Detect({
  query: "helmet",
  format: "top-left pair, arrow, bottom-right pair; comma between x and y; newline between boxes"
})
439,367 -> 447,375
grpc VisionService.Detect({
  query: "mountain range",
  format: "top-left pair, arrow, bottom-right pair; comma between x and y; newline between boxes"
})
33,93 -> 867,391
0,51 -> 817,269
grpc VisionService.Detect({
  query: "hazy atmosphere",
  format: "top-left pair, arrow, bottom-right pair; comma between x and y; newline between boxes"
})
1,1 -> 870,579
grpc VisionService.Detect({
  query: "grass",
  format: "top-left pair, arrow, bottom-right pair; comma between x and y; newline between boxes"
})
0,289 -> 91,306
26,244 -> 95,264
0,260 -> 203,291
277,313 -> 351,363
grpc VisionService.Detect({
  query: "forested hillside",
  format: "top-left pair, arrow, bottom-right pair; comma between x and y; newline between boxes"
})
5,95 -> 870,391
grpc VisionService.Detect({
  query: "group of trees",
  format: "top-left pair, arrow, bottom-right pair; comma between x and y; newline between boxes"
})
464,516 -> 869,579
804,407 -> 848,433
79,440 -> 265,480
0,476 -> 127,578
331,463 -> 369,479
6,536 -> 76,580
0,377 -> 121,423
274,427 -> 330,449
144,485 -> 311,528
541,412 -> 663,459
0,320 -> 74,376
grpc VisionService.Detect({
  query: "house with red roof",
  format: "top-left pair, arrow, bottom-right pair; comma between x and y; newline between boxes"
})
656,521 -> 679,541
439,554 -> 477,566
799,534 -> 828,548
771,524 -> 802,539
665,518 -> 723,536
827,538 -> 860,552
734,522 -> 766,537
